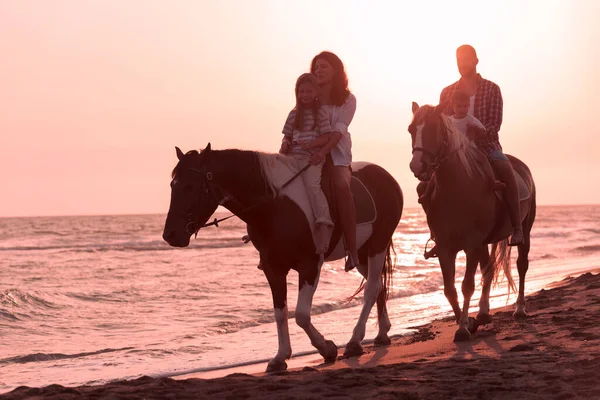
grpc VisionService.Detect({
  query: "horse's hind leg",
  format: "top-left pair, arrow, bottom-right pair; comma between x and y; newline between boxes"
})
374,288 -> 392,346
477,245 -> 494,324
344,250 -> 386,357
295,256 -> 338,363
514,230 -> 531,320
355,255 -> 390,346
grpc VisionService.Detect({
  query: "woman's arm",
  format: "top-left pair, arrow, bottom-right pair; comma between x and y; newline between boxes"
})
331,93 -> 356,135
309,94 -> 356,164
301,132 -> 330,149
309,131 -> 342,164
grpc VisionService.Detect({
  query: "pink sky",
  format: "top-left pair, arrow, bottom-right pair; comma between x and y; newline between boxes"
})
1,1 -> 599,217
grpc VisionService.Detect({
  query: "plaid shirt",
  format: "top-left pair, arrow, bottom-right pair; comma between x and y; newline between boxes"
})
439,74 -> 503,154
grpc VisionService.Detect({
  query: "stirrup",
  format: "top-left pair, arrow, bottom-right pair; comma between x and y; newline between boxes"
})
424,238 -> 437,259
345,255 -> 359,272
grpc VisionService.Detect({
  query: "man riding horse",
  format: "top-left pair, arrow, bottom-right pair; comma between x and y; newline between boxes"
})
419,44 -> 524,259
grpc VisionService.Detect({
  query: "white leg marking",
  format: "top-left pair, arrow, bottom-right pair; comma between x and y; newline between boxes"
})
350,251 -> 385,344
274,304 -> 291,361
296,259 -> 327,350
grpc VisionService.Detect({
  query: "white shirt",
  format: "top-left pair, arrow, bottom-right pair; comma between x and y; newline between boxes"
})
450,114 -> 486,137
322,93 -> 356,167
468,95 -> 475,116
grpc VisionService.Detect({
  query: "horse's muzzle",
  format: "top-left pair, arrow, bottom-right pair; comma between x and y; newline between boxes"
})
162,229 -> 191,247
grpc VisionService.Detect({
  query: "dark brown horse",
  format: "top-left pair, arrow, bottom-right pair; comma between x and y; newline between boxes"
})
163,144 -> 403,371
408,103 -> 536,341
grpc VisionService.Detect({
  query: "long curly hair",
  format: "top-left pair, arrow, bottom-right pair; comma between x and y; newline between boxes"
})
293,73 -> 321,131
310,51 -> 351,107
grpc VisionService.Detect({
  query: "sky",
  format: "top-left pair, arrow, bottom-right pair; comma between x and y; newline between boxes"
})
1,0 -> 599,217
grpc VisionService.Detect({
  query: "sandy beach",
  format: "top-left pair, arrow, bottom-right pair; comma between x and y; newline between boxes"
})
2,270 -> 599,399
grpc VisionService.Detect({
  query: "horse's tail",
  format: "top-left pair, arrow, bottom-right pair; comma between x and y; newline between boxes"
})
488,239 -> 516,298
347,240 -> 396,304
381,241 -> 395,301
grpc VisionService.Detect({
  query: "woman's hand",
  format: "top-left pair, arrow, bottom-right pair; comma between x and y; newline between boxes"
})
299,140 -> 314,150
309,150 -> 326,165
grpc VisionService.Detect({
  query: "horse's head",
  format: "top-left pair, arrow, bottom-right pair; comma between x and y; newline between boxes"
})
163,143 -> 221,247
408,102 -> 449,181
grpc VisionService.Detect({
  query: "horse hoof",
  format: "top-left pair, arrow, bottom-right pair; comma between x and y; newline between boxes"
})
374,334 -> 391,347
476,312 -> 493,325
513,309 -> 528,320
453,327 -> 472,342
321,340 -> 338,363
343,341 -> 364,358
467,316 -> 481,334
266,359 -> 288,373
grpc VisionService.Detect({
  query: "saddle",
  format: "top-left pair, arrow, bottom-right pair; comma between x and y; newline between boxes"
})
494,170 -> 530,202
318,156 -> 376,259
320,156 -> 376,227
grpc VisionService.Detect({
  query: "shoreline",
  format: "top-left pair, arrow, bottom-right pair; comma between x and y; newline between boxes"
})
3,269 -> 599,399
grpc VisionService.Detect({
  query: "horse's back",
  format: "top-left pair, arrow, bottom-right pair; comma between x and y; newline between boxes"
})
506,154 -> 536,194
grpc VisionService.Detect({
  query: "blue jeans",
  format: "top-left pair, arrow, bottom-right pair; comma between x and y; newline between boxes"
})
487,149 -> 509,162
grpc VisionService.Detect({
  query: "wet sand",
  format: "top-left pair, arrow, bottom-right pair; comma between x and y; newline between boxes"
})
3,271 -> 599,399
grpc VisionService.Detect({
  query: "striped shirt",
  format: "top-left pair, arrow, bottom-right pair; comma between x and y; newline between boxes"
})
440,74 -> 503,154
282,107 -> 332,156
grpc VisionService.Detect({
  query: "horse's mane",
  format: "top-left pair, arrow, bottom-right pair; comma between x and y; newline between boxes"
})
255,152 -> 299,197
415,105 -> 484,180
172,149 -> 277,198
439,114 -> 483,179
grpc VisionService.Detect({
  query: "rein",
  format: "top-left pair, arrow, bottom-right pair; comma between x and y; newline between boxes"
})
411,118 -> 466,176
188,162 -> 311,235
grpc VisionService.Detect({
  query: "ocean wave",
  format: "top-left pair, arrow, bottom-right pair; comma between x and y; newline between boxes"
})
0,347 -> 134,365
207,280 -> 442,336
533,231 -> 570,238
31,230 -> 70,237
0,238 -> 246,253
0,289 -> 61,310
0,308 -> 20,321
573,244 -> 600,253
581,228 -> 600,235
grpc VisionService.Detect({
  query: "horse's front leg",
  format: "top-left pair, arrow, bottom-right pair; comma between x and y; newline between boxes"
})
264,267 -> 291,372
296,256 -> 338,363
344,250 -> 386,357
438,247 -> 461,320
455,247 -> 482,341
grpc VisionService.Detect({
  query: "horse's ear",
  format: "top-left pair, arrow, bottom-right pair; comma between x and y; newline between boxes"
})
175,147 -> 184,160
204,143 -> 212,153
412,102 -> 419,115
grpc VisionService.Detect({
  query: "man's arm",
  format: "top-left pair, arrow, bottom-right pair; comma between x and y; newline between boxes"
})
483,83 -> 503,136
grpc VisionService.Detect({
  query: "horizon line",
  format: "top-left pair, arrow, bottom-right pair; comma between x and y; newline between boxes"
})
1,202 -> 599,219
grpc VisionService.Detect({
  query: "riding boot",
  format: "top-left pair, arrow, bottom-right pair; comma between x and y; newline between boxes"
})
493,159 -> 523,245
417,181 -> 438,258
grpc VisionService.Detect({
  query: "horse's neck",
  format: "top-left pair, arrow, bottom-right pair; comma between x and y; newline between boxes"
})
211,150 -> 274,214
432,151 -> 492,203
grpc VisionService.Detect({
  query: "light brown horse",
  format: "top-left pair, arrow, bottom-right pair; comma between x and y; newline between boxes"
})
408,102 -> 536,341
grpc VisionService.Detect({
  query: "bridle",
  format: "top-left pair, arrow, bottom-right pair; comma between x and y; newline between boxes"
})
180,157 -> 310,236
411,116 -> 450,176
411,115 -> 465,177
182,167 -> 224,236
